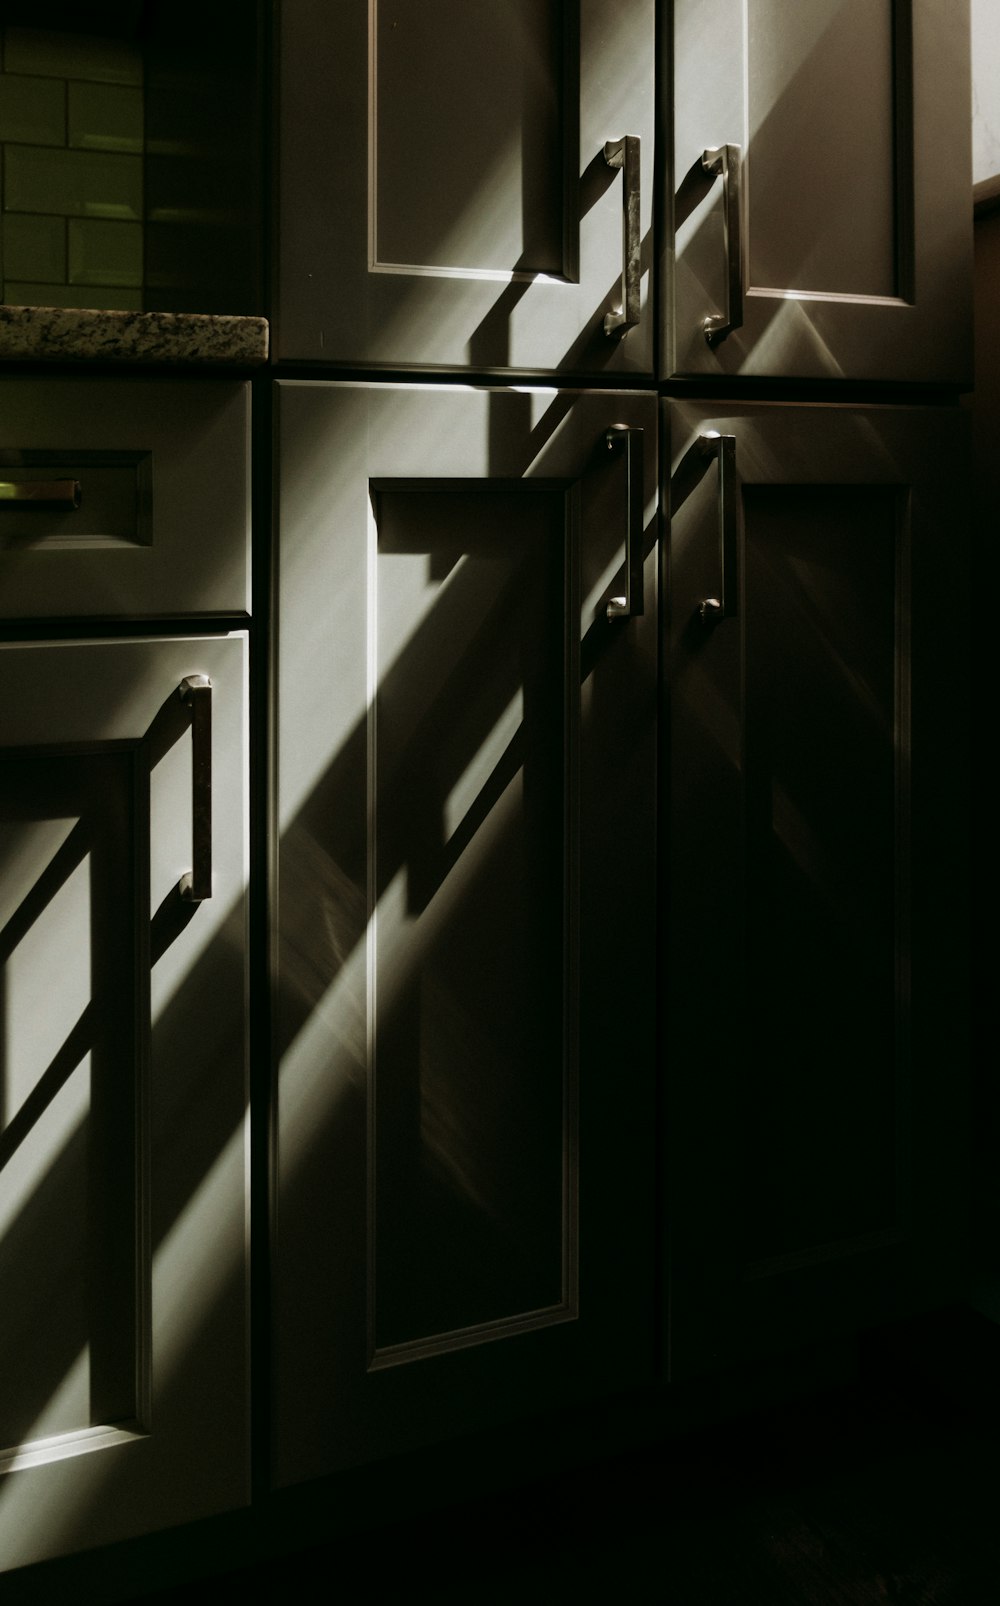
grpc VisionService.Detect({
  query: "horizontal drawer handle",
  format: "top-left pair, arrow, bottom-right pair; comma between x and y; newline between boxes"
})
0,479 -> 82,509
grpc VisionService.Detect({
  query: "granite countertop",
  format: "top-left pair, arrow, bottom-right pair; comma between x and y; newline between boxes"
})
0,305 -> 269,366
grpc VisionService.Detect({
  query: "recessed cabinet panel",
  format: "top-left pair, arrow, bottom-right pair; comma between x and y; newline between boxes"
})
746,0 -> 897,298
373,2 -> 567,276
668,0 -> 972,382
742,485 -> 899,1260
0,380 -> 250,619
665,403 -> 968,1376
1,755 -> 138,1452
0,635 -> 249,1573
371,485 -> 569,1355
275,381 -> 657,1484
276,0 -> 654,374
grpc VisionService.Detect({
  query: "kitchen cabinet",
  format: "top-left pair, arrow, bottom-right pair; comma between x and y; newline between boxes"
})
0,0 -> 975,1584
271,0 -> 974,1485
663,401 -> 969,1377
273,379 -> 658,1483
668,0 -> 972,383
0,632 -> 250,1571
0,378 -> 251,620
275,0 -> 655,376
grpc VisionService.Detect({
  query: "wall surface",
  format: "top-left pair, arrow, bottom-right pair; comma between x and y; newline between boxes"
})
0,26 -> 144,310
0,9 -> 261,319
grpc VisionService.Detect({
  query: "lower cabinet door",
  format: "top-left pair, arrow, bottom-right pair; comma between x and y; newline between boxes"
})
0,633 -> 249,1571
664,403 -> 969,1377
274,381 -> 658,1484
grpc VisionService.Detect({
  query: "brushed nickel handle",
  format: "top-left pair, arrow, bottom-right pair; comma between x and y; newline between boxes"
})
178,675 -> 212,902
605,424 -> 644,621
0,479 -> 82,508
697,432 -> 737,623
603,136 -> 641,337
701,144 -> 743,346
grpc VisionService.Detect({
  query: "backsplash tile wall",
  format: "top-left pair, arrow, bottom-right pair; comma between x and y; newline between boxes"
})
0,26 -> 144,310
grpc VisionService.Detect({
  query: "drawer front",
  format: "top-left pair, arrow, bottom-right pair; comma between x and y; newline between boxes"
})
0,378 -> 250,619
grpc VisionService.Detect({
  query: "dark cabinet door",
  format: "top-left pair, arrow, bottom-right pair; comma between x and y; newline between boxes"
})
274,380 -> 658,1483
664,402 -> 968,1376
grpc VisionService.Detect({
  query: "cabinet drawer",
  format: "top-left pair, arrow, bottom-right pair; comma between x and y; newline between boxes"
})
0,378 -> 250,619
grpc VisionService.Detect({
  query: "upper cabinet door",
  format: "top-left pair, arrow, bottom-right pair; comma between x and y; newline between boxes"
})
668,0 -> 972,384
275,0 -> 655,375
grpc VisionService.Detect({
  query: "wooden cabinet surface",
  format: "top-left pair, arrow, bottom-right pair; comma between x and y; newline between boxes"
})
0,634 -> 250,1571
275,0 -> 655,376
667,0 -> 972,383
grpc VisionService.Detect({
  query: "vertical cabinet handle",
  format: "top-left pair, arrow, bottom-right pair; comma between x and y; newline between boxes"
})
603,136 -> 641,337
701,144 -> 743,346
606,424 -> 645,621
178,674 -> 213,901
697,432 -> 737,623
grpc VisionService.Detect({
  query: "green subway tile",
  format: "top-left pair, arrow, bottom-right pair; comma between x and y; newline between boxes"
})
68,81 -> 143,154
0,73 -> 66,146
68,216 -> 141,286
4,280 -> 142,310
4,27 -> 142,85
4,146 -> 141,219
2,212 -> 65,282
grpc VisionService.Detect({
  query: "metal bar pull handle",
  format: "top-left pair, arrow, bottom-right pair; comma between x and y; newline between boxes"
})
603,135 -> 641,337
701,144 -> 743,346
697,432 -> 737,623
178,675 -> 212,902
0,479 -> 82,508
606,424 -> 645,621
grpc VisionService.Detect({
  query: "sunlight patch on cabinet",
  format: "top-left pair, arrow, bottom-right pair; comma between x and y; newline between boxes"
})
0,752 -> 139,1456
367,481 -> 577,1361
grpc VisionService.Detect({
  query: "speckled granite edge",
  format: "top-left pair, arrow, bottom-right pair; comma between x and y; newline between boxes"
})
0,305 -> 269,365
